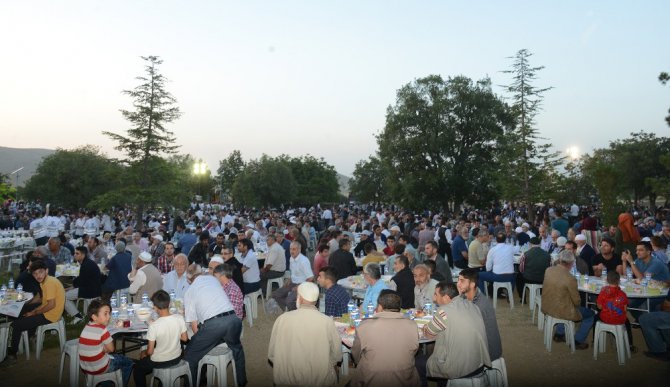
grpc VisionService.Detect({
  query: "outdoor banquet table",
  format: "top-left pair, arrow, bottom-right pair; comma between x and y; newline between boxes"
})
334,310 -> 436,348
577,277 -> 668,314
0,292 -> 34,318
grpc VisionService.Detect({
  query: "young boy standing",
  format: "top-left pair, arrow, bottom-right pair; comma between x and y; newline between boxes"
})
78,300 -> 134,386
133,290 -> 188,387
596,271 -> 635,352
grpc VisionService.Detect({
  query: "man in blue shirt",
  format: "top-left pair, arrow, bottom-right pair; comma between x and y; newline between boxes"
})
361,263 -> 388,310
622,241 -> 670,319
639,288 -> 670,361
551,209 -> 570,237
317,266 -> 349,317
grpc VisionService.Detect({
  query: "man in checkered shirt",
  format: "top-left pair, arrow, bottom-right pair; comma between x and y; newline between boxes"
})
317,266 -> 350,317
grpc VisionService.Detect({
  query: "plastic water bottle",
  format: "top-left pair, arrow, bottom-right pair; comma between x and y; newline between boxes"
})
110,296 -> 117,308
575,272 -> 581,286
571,265 -> 577,277
120,293 -> 128,306
8,279 -> 14,290
142,293 -> 149,306
16,284 -> 23,294
347,300 -> 355,314
645,272 -> 652,283
424,303 -> 433,315
601,268 -> 607,280
584,275 -> 589,289
111,309 -> 119,323
169,289 -> 176,301
366,302 -> 374,317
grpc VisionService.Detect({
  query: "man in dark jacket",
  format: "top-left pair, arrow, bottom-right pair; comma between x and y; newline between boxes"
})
188,231 -> 210,266
390,255 -> 415,309
517,237 -> 551,299
329,239 -> 357,280
64,246 -> 101,324
102,242 -> 132,301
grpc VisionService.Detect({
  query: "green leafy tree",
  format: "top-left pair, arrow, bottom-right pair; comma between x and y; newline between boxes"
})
23,146 -> 122,209
231,155 -> 296,208
278,155 -> 339,205
500,49 -> 562,217
102,56 -> 182,226
349,156 -> 388,204
0,173 -> 16,201
217,150 -> 246,199
377,75 -> 514,212
581,150 -> 625,226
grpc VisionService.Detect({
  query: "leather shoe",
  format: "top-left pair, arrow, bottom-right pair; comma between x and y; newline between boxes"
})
552,334 -> 566,343
575,341 -> 589,350
644,351 -> 670,361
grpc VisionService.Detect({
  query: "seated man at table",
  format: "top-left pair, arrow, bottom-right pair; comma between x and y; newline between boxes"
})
183,271 -> 247,385
0,259 -> 65,367
317,266 -> 349,317
330,238 -> 357,280
361,263 -> 388,310
128,251 -> 163,304
101,242 -> 132,302
33,245 -> 56,276
351,290 -> 420,386
64,246 -> 102,324
639,288 -> 670,361
133,290 -> 188,387
16,253 -> 43,314
542,250 -> 594,350
575,234 -> 596,276
47,237 -> 72,264
268,282 -> 342,386
425,241 -> 452,281
415,282 -> 490,386
457,268 -> 503,362
478,232 -> 515,295
77,300 -> 134,386
361,243 -> 386,267
162,253 -> 190,299
414,264 -> 438,309
622,241 -> 670,319
592,238 -> 623,277
271,241 -> 314,311
260,234 -> 287,297
518,237 -> 551,300
238,239 -> 262,295
390,255 -> 416,309
213,263 -> 245,320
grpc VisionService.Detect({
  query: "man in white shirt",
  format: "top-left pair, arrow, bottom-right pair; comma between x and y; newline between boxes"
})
30,210 -> 47,246
237,239 -> 261,295
260,234 -> 287,297
162,254 -> 190,299
322,208 -> 333,227
477,232 -> 516,294
271,241 -> 314,310
183,274 -> 246,386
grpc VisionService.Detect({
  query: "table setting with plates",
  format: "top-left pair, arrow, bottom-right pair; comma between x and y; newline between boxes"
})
575,272 -> 669,313
0,288 -> 34,318
337,274 -> 393,291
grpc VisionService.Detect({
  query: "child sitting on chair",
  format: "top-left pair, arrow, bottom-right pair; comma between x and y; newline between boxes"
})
596,271 -> 635,352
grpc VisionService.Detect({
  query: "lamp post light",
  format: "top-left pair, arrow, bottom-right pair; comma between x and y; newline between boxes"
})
193,160 -> 208,200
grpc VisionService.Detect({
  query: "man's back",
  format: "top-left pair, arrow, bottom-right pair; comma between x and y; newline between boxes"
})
351,312 -> 420,386
542,266 -> 581,321
268,306 -> 341,386
522,247 -> 550,283
330,249 -> 357,279
486,244 -> 514,274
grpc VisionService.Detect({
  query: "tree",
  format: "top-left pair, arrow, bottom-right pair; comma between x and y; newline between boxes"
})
0,173 -> 16,201
23,146 -> 122,209
279,155 -> 339,205
500,49 -> 562,218
102,56 -> 182,226
581,150 -> 625,226
217,150 -> 246,199
377,75 -> 514,211
349,155 -> 388,204
231,155 -> 296,208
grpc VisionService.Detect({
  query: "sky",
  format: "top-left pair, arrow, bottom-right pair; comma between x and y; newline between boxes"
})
1,1 -> 668,176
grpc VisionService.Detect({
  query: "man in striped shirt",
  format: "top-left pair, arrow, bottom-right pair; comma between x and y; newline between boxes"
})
78,300 -> 134,386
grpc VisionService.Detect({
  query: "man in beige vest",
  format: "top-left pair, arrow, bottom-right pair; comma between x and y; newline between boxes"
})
128,251 -> 163,303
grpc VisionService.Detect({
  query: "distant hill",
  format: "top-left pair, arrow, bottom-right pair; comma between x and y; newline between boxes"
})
0,147 -> 55,187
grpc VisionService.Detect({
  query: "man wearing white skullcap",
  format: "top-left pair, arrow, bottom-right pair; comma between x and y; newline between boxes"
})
268,281 -> 342,386
128,251 -> 164,304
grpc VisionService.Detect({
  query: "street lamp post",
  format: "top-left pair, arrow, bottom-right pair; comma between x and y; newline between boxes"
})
193,161 -> 208,201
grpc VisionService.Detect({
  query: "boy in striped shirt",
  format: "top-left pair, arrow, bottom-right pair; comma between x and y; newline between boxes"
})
78,300 -> 134,386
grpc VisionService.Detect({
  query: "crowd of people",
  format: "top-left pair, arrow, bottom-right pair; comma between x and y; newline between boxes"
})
0,199 -> 669,385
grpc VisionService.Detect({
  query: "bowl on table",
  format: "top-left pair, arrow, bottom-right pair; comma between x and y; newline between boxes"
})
136,307 -> 152,322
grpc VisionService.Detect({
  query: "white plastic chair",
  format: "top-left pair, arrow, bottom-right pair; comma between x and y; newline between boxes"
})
0,323 -> 9,362
58,339 -> 80,387
544,315 -> 575,353
18,331 -> 30,360
85,368 -> 123,387
340,344 -> 351,376
243,289 -> 263,327
593,321 -> 631,365
446,369 -> 488,387
486,357 -> 508,387
492,282 -> 514,309
532,295 -> 544,330
521,283 -> 542,311
150,359 -> 192,387
266,277 -> 283,299
76,298 -> 95,316
196,343 -> 238,387
36,318 -> 66,360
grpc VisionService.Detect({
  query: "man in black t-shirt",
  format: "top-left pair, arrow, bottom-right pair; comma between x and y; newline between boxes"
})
592,238 -> 623,277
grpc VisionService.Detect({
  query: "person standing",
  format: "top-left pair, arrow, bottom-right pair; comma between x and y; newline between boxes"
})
350,290 -> 420,386
268,282 -> 341,386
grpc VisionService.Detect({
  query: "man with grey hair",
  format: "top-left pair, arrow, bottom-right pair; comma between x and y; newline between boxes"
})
101,241 -> 132,301
163,253 -> 190,299
413,264 -> 438,309
33,245 -> 56,276
213,263 -> 244,320
361,263 -> 388,309
542,249 -> 594,350
271,241 -> 314,311
260,234 -> 286,297
467,229 -> 489,270
46,237 -> 72,264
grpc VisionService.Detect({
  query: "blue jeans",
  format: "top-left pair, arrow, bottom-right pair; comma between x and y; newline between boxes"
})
107,354 -> 134,387
555,307 -> 595,343
477,272 -> 515,294
639,311 -> 670,353
184,314 -> 246,386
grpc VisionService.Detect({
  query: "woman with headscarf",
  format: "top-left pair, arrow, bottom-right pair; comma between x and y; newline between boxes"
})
614,213 -> 640,256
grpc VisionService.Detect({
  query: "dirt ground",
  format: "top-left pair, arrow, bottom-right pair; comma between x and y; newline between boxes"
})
1,298 -> 669,387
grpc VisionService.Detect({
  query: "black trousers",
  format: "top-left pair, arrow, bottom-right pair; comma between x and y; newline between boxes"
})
10,314 -> 49,354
